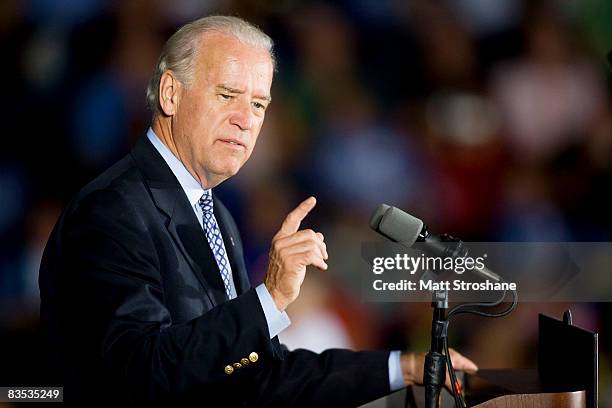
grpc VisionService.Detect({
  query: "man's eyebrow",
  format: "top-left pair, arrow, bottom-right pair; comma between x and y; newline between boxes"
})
217,84 -> 272,102
217,85 -> 243,94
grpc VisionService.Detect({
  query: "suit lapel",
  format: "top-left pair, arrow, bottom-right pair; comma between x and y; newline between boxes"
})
214,200 -> 250,295
165,198 -> 229,305
130,136 -> 228,306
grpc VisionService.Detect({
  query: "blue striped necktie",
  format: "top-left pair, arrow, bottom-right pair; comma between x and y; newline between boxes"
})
198,191 -> 234,299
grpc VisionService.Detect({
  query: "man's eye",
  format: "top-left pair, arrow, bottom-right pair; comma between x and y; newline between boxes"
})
253,102 -> 266,110
220,94 -> 233,100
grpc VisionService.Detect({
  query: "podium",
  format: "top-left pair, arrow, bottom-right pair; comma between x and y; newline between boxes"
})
465,369 -> 586,407
361,312 -> 598,408
466,312 -> 597,408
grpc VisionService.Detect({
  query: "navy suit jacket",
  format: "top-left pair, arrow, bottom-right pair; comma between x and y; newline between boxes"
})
39,135 -> 390,406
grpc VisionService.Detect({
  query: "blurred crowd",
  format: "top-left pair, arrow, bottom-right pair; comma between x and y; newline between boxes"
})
1,0 -> 611,403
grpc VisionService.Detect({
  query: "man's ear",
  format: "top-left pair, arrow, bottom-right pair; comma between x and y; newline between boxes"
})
158,71 -> 181,116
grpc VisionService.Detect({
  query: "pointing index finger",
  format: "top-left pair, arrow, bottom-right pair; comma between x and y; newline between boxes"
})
278,197 -> 316,237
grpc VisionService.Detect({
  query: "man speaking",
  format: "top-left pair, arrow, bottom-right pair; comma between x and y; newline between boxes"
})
39,15 -> 476,405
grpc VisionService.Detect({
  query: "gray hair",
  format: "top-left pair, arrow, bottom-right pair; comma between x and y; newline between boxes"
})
146,15 -> 275,114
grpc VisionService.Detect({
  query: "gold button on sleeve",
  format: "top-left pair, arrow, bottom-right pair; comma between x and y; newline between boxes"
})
233,362 -> 242,369
240,358 -> 250,366
224,365 -> 234,375
249,352 -> 259,363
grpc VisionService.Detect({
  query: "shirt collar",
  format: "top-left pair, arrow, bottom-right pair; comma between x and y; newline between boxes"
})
146,127 -> 209,207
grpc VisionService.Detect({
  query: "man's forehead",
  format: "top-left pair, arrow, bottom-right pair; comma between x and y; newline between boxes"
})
191,36 -> 272,95
197,31 -> 272,66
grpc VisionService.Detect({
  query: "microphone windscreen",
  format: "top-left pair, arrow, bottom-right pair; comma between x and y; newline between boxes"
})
369,203 -> 390,231
378,206 -> 423,246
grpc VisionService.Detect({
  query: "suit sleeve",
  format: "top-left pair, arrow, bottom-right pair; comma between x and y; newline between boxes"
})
247,348 -> 391,407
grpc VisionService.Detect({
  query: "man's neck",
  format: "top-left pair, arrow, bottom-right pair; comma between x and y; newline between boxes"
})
151,117 -> 216,189
152,117 -> 179,161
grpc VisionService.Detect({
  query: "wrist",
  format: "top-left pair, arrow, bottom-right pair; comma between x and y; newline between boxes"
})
265,283 -> 288,311
400,352 -> 418,385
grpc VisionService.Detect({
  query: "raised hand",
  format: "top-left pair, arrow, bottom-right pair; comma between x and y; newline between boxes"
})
264,197 -> 328,311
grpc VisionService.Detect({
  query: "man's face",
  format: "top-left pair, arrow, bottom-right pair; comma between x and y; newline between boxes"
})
171,32 -> 273,188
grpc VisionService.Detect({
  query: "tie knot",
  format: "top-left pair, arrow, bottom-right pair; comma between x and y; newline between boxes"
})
199,191 -> 214,213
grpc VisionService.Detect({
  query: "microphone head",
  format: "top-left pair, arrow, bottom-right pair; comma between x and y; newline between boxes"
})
377,206 -> 424,246
369,203 -> 390,231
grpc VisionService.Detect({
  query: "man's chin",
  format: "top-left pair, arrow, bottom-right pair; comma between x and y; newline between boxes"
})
210,163 -> 243,182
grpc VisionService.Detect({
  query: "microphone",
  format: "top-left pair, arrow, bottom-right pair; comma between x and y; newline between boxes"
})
370,204 -> 501,282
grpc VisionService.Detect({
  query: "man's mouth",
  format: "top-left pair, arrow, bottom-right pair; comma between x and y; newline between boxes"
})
218,138 -> 246,149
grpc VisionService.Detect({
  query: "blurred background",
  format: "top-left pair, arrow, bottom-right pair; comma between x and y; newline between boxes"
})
1,0 -> 611,404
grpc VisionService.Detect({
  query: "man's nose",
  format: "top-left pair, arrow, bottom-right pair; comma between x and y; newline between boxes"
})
229,101 -> 253,131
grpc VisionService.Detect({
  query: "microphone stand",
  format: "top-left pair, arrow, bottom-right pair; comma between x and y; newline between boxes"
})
419,229 -> 464,408
424,288 -> 448,408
